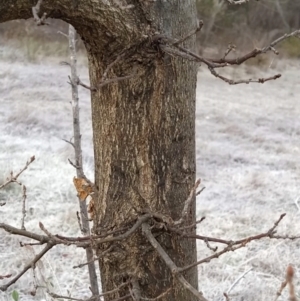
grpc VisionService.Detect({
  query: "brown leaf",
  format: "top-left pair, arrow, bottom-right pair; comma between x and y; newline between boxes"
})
73,177 -> 93,201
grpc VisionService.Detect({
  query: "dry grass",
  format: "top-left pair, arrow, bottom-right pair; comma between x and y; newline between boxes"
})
0,42 -> 300,301
196,62 -> 300,300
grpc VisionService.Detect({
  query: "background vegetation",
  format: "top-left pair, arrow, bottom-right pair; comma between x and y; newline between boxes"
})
1,0 -> 300,62
196,0 -> 300,58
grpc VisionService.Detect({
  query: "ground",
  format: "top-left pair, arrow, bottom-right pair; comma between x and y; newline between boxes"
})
0,45 -> 299,301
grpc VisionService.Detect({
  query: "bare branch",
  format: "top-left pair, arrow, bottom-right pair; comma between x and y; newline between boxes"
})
175,213 -> 288,246
0,243 -> 54,291
32,0 -> 48,26
142,223 -> 208,301
159,27 -> 300,85
1,214 -> 152,249
179,242 -> 246,274
208,29 -> 300,66
0,156 -> 35,190
179,214 -> 287,273
0,223 -> 50,244
209,67 -> 281,85
222,44 -> 236,60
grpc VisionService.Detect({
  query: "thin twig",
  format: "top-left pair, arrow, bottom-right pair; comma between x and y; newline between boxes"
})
225,267 -> 253,298
68,158 -> 80,169
177,217 -> 206,231
172,20 -> 204,46
174,179 -> 201,226
0,156 -> 35,190
204,238 -> 218,252
62,138 -> 75,148
209,67 -> 281,85
222,44 -> 236,60
32,0 -> 48,25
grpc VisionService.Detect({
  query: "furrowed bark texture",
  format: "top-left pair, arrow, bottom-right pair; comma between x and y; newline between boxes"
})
0,1 -> 198,300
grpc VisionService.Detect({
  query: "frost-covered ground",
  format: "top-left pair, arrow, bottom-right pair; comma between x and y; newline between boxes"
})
0,45 -> 300,301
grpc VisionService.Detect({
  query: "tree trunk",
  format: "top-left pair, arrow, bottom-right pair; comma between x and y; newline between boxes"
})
89,49 -> 198,300
0,1 -> 199,300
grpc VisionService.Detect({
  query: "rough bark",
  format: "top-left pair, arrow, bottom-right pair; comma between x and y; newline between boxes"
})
0,1 -> 199,300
